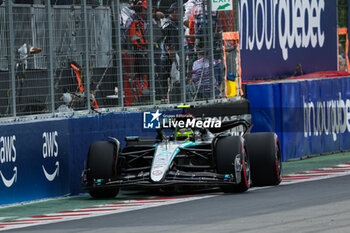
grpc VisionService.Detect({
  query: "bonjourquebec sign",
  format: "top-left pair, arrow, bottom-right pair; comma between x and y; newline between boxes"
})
239,0 -> 337,81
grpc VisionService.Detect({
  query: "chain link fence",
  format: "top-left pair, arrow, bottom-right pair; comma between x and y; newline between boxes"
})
0,0 -> 241,119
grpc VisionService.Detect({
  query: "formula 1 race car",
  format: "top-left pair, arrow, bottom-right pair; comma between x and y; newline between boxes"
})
81,117 -> 282,198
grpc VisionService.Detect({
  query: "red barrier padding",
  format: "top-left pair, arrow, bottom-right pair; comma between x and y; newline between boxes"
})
243,71 -> 350,84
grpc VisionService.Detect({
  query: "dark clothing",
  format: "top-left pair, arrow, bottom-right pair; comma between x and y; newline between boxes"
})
161,17 -> 179,50
160,16 -> 181,101
157,0 -> 176,16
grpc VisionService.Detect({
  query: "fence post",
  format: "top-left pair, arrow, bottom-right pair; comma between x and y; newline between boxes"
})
207,0 -> 215,100
147,0 -> 155,105
81,0 -> 91,111
179,0 -> 186,103
5,0 -> 16,117
112,0 -> 124,107
46,0 -> 55,113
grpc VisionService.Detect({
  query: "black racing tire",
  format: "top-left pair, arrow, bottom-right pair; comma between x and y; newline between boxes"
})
245,132 -> 282,186
87,141 -> 119,198
215,136 -> 250,193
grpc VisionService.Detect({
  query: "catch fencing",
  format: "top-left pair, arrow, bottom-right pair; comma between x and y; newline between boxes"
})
0,0 -> 241,119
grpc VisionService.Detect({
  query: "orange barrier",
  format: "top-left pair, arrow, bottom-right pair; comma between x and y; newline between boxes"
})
222,31 -> 242,97
222,31 -> 239,41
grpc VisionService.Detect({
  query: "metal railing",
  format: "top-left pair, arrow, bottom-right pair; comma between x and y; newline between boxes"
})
0,0 -> 241,120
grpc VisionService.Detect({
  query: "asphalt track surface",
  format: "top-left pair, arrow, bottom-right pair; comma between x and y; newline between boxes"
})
4,174 -> 350,233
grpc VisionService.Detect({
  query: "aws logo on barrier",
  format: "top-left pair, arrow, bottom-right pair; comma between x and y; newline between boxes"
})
239,0 -> 325,60
0,136 -> 17,188
42,131 -> 59,182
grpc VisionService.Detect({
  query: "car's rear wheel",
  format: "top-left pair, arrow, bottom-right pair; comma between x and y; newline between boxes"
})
215,136 -> 250,193
245,132 -> 282,186
87,141 -> 119,198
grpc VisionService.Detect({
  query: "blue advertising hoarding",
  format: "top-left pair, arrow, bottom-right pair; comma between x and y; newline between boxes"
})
0,109 -> 181,205
0,119 -> 70,205
239,0 -> 338,81
247,76 -> 350,161
348,0 -> 350,66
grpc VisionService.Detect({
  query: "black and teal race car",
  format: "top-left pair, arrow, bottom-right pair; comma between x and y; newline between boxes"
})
81,116 -> 282,198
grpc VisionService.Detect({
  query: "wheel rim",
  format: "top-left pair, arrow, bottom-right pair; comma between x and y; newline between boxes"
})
275,142 -> 282,181
243,149 -> 251,187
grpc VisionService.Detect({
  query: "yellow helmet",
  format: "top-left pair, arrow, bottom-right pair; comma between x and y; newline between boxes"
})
176,128 -> 194,141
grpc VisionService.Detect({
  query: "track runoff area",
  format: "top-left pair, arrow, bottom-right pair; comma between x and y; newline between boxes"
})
0,152 -> 350,231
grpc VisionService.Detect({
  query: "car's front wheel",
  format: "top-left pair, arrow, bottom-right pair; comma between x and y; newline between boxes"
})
86,141 -> 119,198
215,136 -> 250,193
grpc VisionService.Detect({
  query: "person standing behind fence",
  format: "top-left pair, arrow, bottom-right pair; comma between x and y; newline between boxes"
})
160,2 -> 181,103
187,0 -> 229,53
183,0 -> 199,28
151,5 -> 166,102
191,52 -> 222,100
122,0 -> 149,106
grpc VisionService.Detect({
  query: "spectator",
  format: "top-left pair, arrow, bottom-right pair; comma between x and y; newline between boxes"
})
121,1 -> 136,44
160,2 -> 181,103
122,0 -> 149,106
190,52 -> 222,100
183,0 -> 199,28
157,0 -> 175,17
162,2 -> 180,51
152,5 -> 166,102
188,0 -> 228,53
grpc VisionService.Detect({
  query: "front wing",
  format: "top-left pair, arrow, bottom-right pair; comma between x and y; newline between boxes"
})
82,170 -> 239,190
